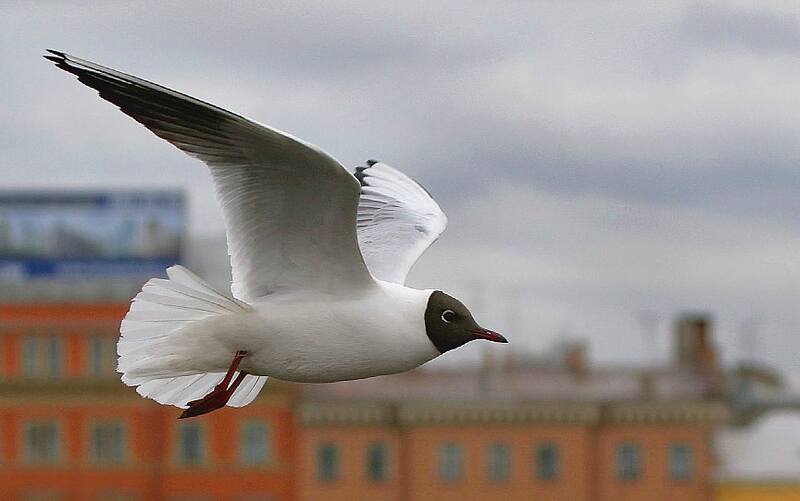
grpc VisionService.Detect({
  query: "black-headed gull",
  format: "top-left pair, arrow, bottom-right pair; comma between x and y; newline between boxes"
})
45,50 -> 507,418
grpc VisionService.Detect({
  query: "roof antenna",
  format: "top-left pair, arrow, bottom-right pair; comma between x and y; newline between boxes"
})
637,310 -> 659,366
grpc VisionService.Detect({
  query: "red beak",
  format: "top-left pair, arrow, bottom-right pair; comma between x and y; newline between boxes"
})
470,328 -> 508,343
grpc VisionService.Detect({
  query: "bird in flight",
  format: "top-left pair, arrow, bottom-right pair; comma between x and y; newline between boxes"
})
45,50 -> 507,418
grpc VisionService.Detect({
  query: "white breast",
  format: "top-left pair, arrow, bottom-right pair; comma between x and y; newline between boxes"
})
194,282 -> 441,383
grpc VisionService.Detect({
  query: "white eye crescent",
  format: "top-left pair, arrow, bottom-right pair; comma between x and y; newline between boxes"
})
441,309 -> 456,323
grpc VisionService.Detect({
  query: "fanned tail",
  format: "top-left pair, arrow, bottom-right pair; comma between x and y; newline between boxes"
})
118,265 -> 268,409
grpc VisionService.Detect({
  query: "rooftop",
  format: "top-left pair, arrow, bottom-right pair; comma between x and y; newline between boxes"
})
299,346 -> 722,404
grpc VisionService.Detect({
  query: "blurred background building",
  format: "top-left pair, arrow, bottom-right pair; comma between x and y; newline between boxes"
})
6,1 -> 800,498
1,191 -> 799,501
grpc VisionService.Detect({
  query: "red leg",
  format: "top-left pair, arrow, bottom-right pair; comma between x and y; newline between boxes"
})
216,350 -> 247,389
178,351 -> 249,419
227,370 -> 249,394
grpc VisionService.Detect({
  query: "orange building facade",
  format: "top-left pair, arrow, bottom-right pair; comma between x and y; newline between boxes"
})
1,303 -> 733,501
297,401 -> 726,501
0,304 -> 296,501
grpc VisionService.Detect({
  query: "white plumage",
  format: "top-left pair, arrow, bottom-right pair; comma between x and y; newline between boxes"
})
356,161 -> 447,284
46,50 -> 504,416
119,266 -> 268,408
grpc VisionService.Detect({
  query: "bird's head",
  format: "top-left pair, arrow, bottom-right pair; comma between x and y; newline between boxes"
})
424,290 -> 508,353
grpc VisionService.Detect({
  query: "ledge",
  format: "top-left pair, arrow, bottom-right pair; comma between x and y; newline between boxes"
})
298,400 -> 732,426
603,401 -> 731,424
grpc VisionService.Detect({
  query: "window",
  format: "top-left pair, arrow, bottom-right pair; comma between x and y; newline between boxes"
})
22,335 -> 63,377
487,442 -> 511,482
21,491 -> 65,501
669,444 -> 693,480
88,335 -> 117,377
366,442 -> 390,482
93,493 -> 137,501
317,443 -> 340,481
91,421 -> 126,464
617,443 -> 642,481
177,422 -> 205,465
240,420 -> 271,465
23,337 -> 36,375
439,442 -> 463,482
536,442 -> 560,480
25,421 -> 61,464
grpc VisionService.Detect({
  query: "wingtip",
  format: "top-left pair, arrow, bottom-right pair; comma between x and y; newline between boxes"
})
354,170 -> 368,186
354,159 -> 381,186
44,49 -> 66,60
43,49 -> 71,69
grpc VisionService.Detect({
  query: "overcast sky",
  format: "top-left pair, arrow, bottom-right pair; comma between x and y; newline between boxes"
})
2,0 -> 799,369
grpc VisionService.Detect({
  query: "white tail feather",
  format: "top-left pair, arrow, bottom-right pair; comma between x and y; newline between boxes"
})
118,265 -> 267,409
228,374 -> 268,407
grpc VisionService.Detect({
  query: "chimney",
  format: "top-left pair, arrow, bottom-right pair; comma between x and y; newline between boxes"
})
674,313 -> 717,371
563,341 -> 588,378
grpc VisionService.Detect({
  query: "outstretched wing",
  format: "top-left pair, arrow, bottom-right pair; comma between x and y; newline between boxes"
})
45,50 -> 375,301
355,160 -> 447,284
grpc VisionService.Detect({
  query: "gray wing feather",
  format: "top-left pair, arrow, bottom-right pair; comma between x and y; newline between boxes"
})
46,50 -> 374,300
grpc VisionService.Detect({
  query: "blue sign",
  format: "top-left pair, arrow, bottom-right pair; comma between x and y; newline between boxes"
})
0,191 -> 184,279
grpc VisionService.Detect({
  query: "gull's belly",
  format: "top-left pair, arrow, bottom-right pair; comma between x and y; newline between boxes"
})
204,296 -> 439,383
246,329 -> 435,382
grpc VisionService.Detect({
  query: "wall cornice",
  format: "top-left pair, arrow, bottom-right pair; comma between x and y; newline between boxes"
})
298,400 -> 732,426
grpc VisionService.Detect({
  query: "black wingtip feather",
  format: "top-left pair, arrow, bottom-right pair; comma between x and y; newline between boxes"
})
43,50 -> 73,73
44,49 -> 67,65
354,159 -> 382,186
354,170 -> 368,186
354,161 -> 380,186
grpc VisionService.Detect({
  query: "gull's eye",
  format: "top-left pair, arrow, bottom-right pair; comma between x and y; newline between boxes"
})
441,309 -> 456,323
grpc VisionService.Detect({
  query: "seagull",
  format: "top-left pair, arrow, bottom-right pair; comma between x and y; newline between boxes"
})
45,50 -> 507,418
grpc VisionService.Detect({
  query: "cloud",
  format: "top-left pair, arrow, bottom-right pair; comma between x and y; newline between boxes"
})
409,183 -> 800,366
678,2 -> 800,55
1,0 -> 799,369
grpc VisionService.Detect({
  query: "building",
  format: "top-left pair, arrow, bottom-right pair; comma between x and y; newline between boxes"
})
296,344 -> 729,501
2,192 -> 795,500
0,191 -> 302,500
0,303 -> 296,501
0,300 -> 736,501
